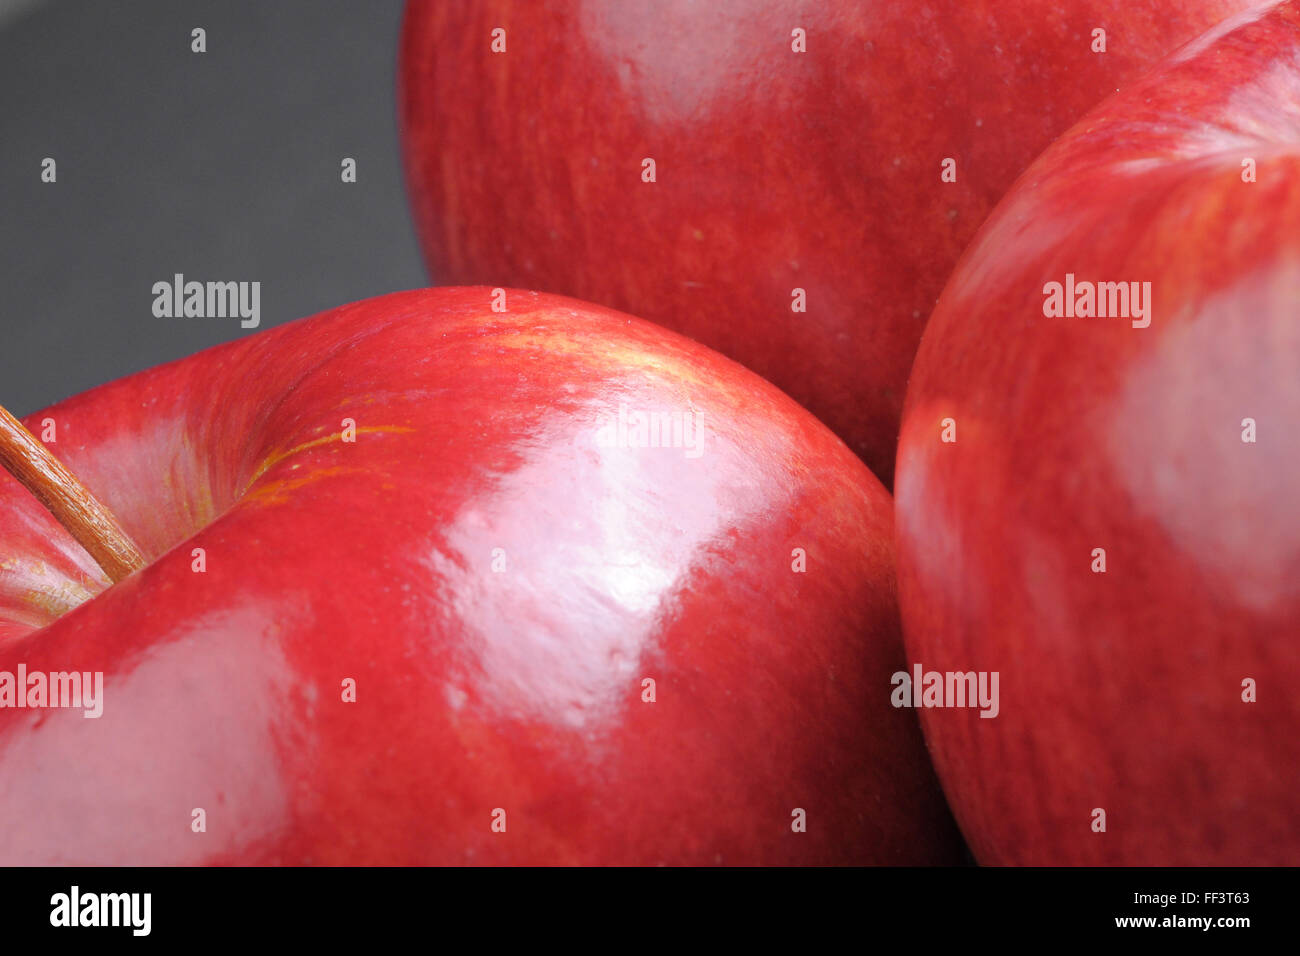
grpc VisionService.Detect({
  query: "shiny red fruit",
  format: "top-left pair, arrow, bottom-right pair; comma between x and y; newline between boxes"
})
0,287 -> 960,865
398,0 -> 1263,484
896,3 -> 1300,865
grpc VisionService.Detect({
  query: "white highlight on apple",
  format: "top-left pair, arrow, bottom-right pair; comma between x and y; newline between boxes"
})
595,403 -> 705,459
891,664 -> 1000,719
0,664 -> 103,718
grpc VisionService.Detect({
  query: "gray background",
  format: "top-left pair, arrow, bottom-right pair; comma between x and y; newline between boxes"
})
0,0 -> 425,416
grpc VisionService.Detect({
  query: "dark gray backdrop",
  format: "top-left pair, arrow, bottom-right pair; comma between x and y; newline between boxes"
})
0,0 -> 425,416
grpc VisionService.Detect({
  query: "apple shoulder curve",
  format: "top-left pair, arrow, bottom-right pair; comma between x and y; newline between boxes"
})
0,286 -> 962,865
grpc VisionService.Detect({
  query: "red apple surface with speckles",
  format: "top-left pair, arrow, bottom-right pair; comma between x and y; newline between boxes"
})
896,4 -> 1300,865
398,0 -> 1265,484
0,287 -> 961,865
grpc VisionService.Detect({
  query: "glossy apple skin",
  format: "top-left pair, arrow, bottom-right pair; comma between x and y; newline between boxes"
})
398,0 -> 1263,485
0,287 -> 961,865
896,3 -> 1300,865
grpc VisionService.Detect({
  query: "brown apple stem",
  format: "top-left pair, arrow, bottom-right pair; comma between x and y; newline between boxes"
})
0,403 -> 146,583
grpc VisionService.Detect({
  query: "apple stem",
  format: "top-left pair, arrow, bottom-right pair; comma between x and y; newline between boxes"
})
0,404 -> 147,583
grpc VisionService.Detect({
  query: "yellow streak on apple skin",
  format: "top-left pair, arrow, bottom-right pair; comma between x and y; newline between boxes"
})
242,426 -> 414,495
242,466 -> 368,507
19,580 -> 96,622
484,322 -> 761,411
0,558 -> 100,625
176,431 -> 219,532
491,326 -> 688,376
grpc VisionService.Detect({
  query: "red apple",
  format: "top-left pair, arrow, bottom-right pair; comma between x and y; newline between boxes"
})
896,3 -> 1300,864
398,0 -> 1263,484
0,287 -> 960,865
